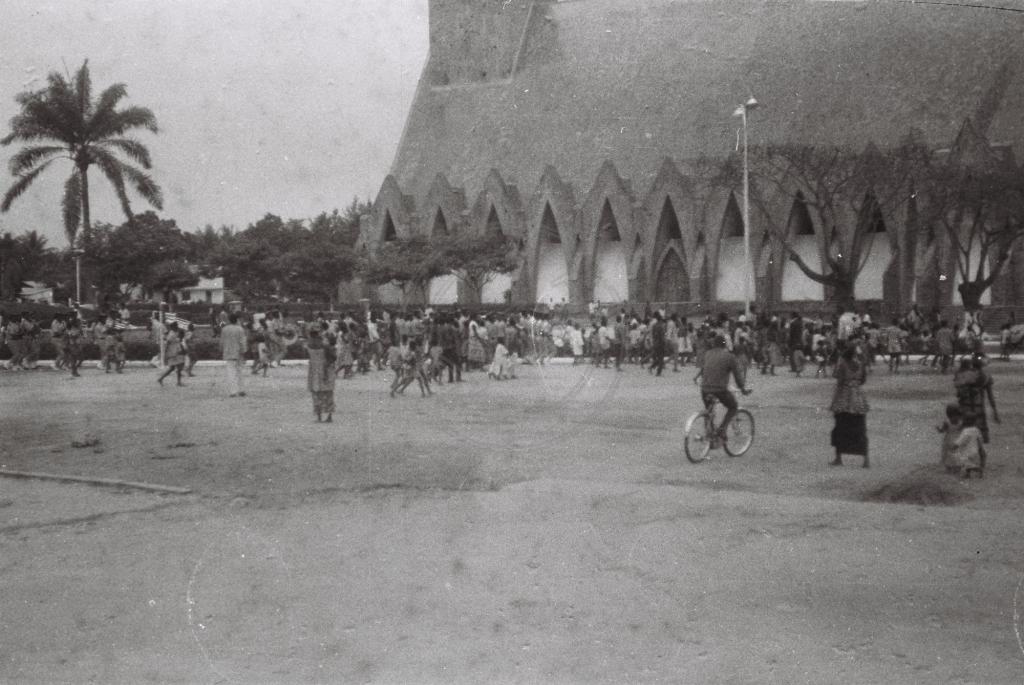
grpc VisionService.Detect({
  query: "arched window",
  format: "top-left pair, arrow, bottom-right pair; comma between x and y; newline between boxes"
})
593,199 -> 628,302
383,211 -> 397,242
535,203 -> 569,305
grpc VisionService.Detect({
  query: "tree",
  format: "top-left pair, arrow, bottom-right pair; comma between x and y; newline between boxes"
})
917,129 -> 1024,311
147,259 -> 198,304
436,231 -> 519,304
283,241 -> 359,307
0,230 -> 55,300
1,60 -> 162,246
310,197 -> 371,247
204,214 -> 301,300
358,235 -> 446,307
720,140 -> 926,309
72,212 -> 194,301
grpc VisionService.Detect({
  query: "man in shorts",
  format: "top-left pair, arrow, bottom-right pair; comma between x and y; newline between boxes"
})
699,333 -> 751,439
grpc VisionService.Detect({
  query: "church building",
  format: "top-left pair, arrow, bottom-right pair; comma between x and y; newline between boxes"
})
359,0 -> 1024,314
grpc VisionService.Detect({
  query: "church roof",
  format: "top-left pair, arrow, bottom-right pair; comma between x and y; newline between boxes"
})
391,0 -> 1024,202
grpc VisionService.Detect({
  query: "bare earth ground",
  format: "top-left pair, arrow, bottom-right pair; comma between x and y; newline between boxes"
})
1,358 -> 1023,684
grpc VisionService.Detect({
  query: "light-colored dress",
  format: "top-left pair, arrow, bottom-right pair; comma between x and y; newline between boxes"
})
489,343 -> 510,378
467,321 -> 487,364
569,328 -> 584,356
165,332 -> 185,367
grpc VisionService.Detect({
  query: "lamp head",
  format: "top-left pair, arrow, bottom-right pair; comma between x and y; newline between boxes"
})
745,97 -> 759,110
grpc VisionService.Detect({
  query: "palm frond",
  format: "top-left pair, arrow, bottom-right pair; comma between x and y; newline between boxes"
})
43,70 -> 83,138
74,60 -> 92,120
92,83 -> 127,115
86,83 -> 127,137
62,171 -> 82,244
1,161 -> 54,212
2,99 -> 73,145
119,163 -> 163,210
98,137 -> 152,168
89,147 -> 134,220
8,145 -> 66,175
96,106 -> 158,137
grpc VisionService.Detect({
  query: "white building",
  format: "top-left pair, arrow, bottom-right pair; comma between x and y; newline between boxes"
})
176,277 -> 225,305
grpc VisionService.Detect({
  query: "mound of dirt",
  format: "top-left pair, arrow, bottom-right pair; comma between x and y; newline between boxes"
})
862,472 -> 974,506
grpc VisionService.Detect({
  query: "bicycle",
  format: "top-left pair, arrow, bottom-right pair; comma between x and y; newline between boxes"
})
683,390 -> 755,463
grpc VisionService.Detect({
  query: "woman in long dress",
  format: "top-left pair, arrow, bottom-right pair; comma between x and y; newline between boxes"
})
306,327 -> 337,423
467,316 -> 486,370
829,345 -> 870,468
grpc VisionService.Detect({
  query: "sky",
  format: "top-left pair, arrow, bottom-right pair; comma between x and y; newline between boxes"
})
0,0 -> 430,247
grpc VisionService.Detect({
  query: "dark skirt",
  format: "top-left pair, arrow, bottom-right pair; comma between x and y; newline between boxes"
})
831,412 -> 868,455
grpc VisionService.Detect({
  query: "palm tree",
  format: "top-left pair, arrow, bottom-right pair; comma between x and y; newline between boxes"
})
0,60 -> 163,246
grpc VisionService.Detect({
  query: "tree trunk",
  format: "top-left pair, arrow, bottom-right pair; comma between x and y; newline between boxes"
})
957,281 -> 986,312
830,275 -> 857,312
78,165 -> 90,248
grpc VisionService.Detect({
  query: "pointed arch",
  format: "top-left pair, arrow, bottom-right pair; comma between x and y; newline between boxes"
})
481,203 -> 513,303
654,247 -> 689,302
658,197 -> 684,241
383,211 -> 398,242
369,174 -> 416,248
715,193 -> 748,302
781,194 -> 823,301
581,161 -> 636,302
431,208 -> 449,238
854,200 -> 896,300
534,202 -> 569,305
425,208 -> 459,304
486,205 -> 503,236
593,198 -> 628,302
422,173 -> 468,238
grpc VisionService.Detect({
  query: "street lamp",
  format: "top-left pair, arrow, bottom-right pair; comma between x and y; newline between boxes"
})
70,247 -> 85,306
733,96 -> 758,319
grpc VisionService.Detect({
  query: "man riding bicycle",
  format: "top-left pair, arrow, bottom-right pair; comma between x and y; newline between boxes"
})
700,333 -> 751,439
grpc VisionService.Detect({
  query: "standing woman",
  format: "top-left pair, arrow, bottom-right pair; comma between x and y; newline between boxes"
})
306,327 -> 337,423
467,316 -> 486,371
829,345 -> 870,468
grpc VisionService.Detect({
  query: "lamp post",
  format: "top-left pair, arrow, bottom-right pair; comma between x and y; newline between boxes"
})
733,96 -> 758,319
71,247 -> 85,306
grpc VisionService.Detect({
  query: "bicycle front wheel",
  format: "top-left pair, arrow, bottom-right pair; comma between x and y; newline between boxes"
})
684,411 -> 713,463
724,409 -> 755,457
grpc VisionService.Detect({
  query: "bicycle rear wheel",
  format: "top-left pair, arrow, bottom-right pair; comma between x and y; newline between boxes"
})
684,411 -> 713,463
723,409 -> 755,457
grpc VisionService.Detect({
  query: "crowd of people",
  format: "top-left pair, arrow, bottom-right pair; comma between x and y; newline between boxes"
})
1,302 -> 1013,471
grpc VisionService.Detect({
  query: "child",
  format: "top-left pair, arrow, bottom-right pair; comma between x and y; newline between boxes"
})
429,333 -> 444,384
251,334 -> 270,376
386,337 -> 404,394
489,337 -> 509,380
814,338 -> 831,378
337,328 -> 355,379
953,412 -> 985,478
937,403 -> 962,474
103,327 -> 119,373
157,324 -> 186,387
568,321 -> 584,365
113,331 -> 127,373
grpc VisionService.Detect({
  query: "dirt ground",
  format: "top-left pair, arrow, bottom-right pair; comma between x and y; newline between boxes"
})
1,358 -> 1023,683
